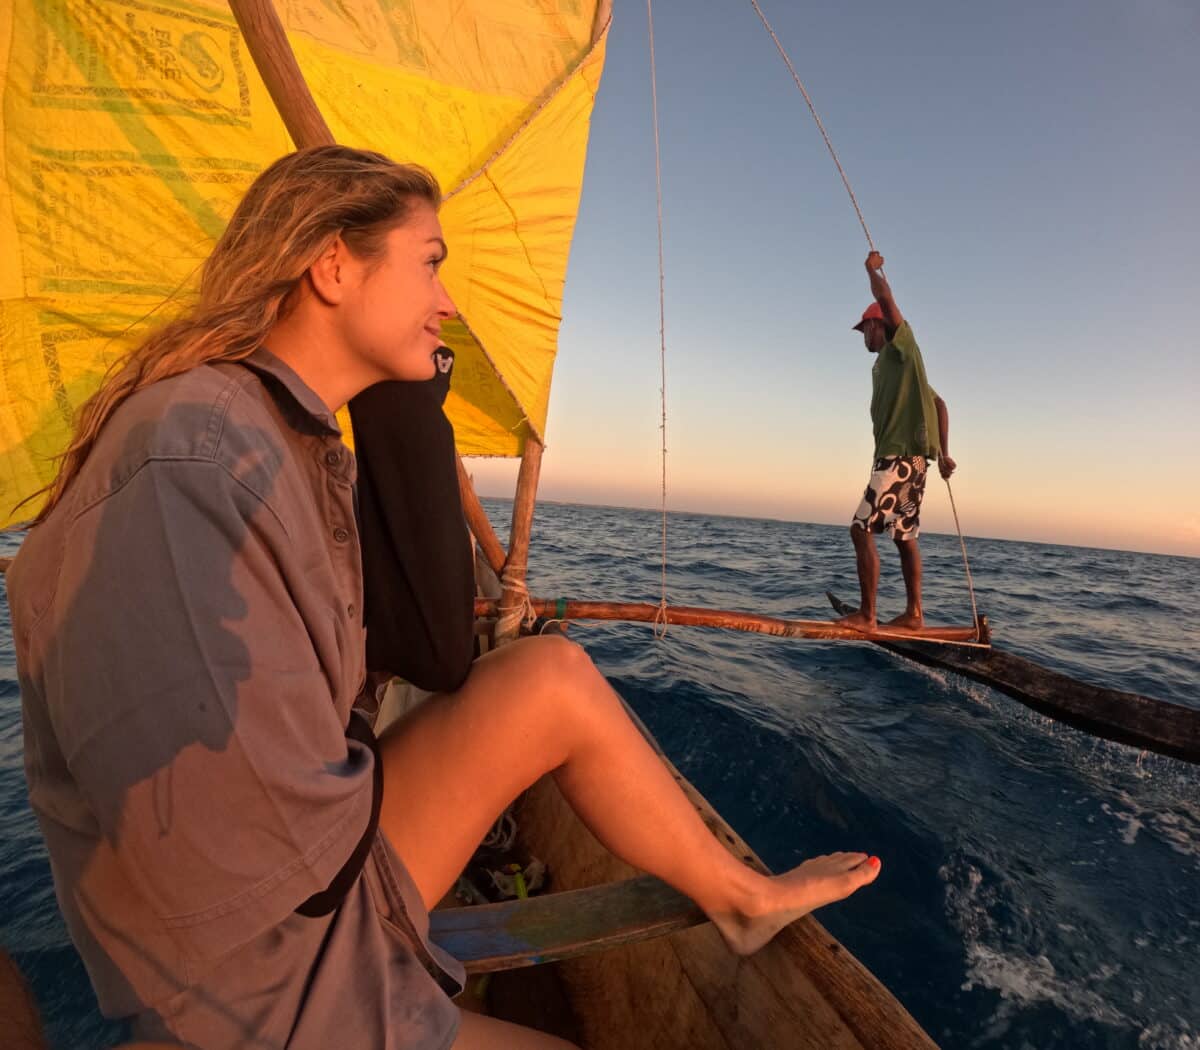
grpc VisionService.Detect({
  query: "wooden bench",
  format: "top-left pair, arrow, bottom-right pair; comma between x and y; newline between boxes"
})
429,874 -> 707,974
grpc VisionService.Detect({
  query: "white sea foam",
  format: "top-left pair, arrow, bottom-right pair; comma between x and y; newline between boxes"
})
1137,1023 -> 1200,1049
962,945 -> 1130,1028
941,858 -> 1136,1037
1102,801 -> 1145,845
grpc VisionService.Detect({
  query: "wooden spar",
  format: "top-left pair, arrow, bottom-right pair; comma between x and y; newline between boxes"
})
490,0 -> 611,637
457,458 -> 506,576
227,0 -> 334,147
475,595 -> 985,644
227,0 -> 507,571
591,0 -> 614,44
827,593 -> 1200,764
496,437 -> 545,641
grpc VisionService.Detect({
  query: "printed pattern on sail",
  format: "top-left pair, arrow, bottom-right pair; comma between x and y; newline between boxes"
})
0,0 -> 608,525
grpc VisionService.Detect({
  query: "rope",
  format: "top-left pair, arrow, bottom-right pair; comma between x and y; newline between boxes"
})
943,476 -> 982,639
646,0 -> 670,639
496,562 -> 537,641
745,0 -> 875,251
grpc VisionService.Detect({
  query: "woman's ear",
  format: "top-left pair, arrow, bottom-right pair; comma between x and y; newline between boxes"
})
307,235 -> 351,306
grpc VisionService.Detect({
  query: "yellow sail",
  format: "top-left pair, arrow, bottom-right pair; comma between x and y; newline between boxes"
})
0,0 -> 609,526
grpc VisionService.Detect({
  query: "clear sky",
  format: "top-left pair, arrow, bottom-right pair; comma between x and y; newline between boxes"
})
467,0 -> 1200,558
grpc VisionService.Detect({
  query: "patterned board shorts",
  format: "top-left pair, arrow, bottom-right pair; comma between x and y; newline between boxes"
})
851,455 -> 928,540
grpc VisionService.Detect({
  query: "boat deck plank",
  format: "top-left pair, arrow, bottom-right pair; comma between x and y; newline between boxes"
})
430,874 -> 706,974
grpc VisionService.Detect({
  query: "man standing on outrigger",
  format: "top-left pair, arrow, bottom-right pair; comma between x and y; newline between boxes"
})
837,251 -> 956,631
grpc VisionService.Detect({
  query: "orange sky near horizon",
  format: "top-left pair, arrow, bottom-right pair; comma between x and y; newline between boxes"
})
465,446 -> 1200,562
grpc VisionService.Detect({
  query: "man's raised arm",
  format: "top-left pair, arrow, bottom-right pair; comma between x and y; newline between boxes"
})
866,251 -> 904,330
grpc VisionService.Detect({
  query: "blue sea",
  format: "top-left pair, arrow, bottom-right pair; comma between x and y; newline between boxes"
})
2,502 -> 1197,1049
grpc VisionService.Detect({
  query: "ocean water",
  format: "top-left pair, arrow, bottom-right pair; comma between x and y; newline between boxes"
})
1,503 -> 1197,1049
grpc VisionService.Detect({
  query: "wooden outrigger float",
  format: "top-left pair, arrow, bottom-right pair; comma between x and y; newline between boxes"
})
828,593 -> 1199,765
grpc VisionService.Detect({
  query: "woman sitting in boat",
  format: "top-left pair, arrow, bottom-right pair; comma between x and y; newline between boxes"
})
6,145 -> 881,1050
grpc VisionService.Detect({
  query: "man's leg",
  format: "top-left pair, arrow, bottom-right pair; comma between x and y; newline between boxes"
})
836,523 -> 879,630
888,536 -> 923,629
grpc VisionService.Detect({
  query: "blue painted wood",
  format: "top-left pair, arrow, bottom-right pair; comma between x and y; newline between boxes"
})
429,874 -> 706,974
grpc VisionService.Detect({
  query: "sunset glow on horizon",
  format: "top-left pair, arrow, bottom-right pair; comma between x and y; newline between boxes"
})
465,1 -> 1198,561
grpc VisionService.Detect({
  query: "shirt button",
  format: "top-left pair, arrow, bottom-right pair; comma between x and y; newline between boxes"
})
333,526 -> 349,543
325,450 -> 341,467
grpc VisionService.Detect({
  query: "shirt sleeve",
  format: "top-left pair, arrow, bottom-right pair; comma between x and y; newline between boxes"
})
886,320 -> 917,359
52,458 -> 375,962
349,380 -> 475,692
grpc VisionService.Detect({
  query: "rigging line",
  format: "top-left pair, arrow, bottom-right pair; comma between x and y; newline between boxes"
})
944,476 -> 981,639
745,0 -> 875,252
646,0 -> 669,638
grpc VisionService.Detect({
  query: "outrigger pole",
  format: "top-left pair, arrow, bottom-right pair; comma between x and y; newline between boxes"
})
477,597 -> 987,646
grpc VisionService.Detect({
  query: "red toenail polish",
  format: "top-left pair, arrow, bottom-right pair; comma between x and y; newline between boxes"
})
868,856 -> 881,866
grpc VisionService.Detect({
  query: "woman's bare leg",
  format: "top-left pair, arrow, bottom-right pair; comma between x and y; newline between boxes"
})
451,1011 -> 578,1050
377,634 -> 880,956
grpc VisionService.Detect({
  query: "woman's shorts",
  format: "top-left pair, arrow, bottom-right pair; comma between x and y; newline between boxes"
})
851,455 -> 928,540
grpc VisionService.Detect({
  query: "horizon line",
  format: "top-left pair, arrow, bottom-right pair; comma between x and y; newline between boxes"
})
471,492 -> 1198,562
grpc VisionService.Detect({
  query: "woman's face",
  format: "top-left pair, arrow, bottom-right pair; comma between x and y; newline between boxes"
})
341,201 -> 456,382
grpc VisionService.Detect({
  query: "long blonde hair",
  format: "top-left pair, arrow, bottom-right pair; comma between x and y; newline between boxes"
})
30,145 -> 440,525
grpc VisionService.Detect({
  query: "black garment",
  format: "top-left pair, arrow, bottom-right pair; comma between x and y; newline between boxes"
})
349,348 -> 474,692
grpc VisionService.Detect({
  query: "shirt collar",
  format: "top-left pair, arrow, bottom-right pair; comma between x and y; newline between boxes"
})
242,347 -> 342,436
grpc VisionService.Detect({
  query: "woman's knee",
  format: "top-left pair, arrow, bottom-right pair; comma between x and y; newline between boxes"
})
500,634 -> 613,728
509,633 -> 596,684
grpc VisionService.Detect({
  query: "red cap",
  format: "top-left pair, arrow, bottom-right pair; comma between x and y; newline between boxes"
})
853,302 -> 884,331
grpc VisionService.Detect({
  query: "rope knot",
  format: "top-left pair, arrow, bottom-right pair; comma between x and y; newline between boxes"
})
496,562 -> 537,643
652,598 -> 670,640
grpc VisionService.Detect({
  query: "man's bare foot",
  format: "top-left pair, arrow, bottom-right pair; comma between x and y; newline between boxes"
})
835,610 -> 877,632
885,612 -> 924,630
711,853 -> 882,956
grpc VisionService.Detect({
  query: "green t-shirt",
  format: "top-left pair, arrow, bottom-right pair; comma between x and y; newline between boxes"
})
870,321 -> 941,458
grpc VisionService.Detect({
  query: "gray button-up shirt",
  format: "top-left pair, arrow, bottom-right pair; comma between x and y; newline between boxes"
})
7,350 -> 464,1049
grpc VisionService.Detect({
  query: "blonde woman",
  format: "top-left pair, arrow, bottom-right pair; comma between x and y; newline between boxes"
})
7,146 -> 880,1050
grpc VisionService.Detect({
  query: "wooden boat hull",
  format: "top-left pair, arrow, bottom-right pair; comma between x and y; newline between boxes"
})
827,593 -> 1200,764
508,740 -> 937,1049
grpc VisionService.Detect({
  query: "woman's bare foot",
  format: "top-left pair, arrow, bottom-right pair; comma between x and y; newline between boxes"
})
835,610 -> 877,632
711,853 -> 882,956
885,611 -> 923,630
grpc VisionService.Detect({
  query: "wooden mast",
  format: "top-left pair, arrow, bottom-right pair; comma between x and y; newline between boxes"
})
495,436 -> 543,641
494,2 -> 611,641
592,0 -> 614,43
227,0 -> 506,574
